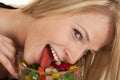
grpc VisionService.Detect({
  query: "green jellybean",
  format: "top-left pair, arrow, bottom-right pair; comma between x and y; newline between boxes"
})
29,71 -> 40,80
32,64 -> 39,70
64,72 -> 76,80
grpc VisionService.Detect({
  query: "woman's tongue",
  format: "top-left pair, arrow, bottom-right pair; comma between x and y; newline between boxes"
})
39,45 -> 53,69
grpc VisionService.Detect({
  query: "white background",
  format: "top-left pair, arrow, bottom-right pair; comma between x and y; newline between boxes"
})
0,0 -> 32,7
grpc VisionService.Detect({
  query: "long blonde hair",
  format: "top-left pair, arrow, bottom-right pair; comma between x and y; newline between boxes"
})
21,0 -> 120,80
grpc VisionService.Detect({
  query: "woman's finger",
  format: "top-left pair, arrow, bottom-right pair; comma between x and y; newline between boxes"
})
0,35 -> 16,53
0,35 -> 15,45
0,53 -> 18,77
2,40 -> 16,55
0,42 -> 15,62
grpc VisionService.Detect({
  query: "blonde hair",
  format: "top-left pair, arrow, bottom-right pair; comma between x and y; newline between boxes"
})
21,0 -> 120,80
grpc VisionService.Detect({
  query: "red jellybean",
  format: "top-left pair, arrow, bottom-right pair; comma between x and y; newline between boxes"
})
41,75 -> 46,80
51,61 -> 71,71
51,61 -> 58,68
62,63 -> 70,70
58,63 -> 70,71
58,65 -> 66,71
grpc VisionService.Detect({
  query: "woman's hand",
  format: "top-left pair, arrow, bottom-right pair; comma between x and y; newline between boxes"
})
0,35 -> 18,77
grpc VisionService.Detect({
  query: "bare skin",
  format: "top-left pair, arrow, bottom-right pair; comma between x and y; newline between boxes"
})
0,8 -> 114,77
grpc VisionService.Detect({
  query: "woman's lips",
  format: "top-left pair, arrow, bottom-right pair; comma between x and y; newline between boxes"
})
38,44 -> 62,68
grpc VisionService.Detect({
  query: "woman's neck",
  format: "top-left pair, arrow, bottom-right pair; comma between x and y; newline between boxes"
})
0,8 -> 34,47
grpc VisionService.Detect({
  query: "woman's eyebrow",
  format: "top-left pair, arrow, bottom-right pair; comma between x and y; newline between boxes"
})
77,23 -> 90,42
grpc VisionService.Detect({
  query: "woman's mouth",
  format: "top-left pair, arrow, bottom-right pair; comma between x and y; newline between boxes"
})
39,44 -> 61,69
50,45 -> 61,65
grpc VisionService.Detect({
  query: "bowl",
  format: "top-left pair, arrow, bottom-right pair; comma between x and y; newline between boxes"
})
18,58 -> 85,80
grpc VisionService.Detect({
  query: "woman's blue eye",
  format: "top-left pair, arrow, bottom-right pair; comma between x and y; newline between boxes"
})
74,28 -> 82,40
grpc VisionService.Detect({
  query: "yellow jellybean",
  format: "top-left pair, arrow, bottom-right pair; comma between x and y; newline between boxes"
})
69,65 -> 78,70
25,75 -> 30,80
49,66 -> 54,69
21,61 -> 27,67
52,73 -> 60,79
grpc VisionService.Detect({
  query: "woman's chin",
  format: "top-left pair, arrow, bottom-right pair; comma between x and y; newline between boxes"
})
23,44 -> 46,65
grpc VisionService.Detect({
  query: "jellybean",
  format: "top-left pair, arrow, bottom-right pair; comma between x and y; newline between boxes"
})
38,66 -> 45,74
49,66 -> 54,69
29,71 -> 39,80
25,75 -> 30,80
52,73 -> 60,79
69,65 -> 78,70
32,64 -> 39,70
58,63 -> 69,71
64,72 -> 75,80
46,75 -> 53,80
21,61 -> 27,67
45,67 -> 52,73
51,61 -> 58,68
52,68 -> 58,73
40,75 -> 46,80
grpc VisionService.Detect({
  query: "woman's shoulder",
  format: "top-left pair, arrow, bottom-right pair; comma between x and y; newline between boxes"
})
0,3 -> 18,21
0,7 -> 15,31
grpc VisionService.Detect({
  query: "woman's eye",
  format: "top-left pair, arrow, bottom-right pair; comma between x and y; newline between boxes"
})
74,28 -> 82,40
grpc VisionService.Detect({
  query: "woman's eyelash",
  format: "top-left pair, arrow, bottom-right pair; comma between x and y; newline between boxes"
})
73,28 -> 83,40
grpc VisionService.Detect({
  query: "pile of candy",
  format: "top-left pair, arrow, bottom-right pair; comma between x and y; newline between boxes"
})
19,61 -> 80,80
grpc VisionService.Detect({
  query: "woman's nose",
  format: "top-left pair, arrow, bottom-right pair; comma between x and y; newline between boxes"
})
64,47 -> 84,64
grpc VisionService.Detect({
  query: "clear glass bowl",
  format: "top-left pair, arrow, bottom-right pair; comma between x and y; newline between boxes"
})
18,58 -> 85,80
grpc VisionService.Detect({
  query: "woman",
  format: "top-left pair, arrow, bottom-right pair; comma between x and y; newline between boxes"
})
0,0 -> 119,80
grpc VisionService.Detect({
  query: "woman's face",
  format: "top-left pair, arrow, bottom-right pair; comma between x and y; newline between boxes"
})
24,12 -> 113,65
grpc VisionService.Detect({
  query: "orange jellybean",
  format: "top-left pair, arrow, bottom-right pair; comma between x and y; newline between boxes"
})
38,66 -> 44,75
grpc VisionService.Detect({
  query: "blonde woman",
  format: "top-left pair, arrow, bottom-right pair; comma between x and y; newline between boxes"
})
0,0 -> 119,80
